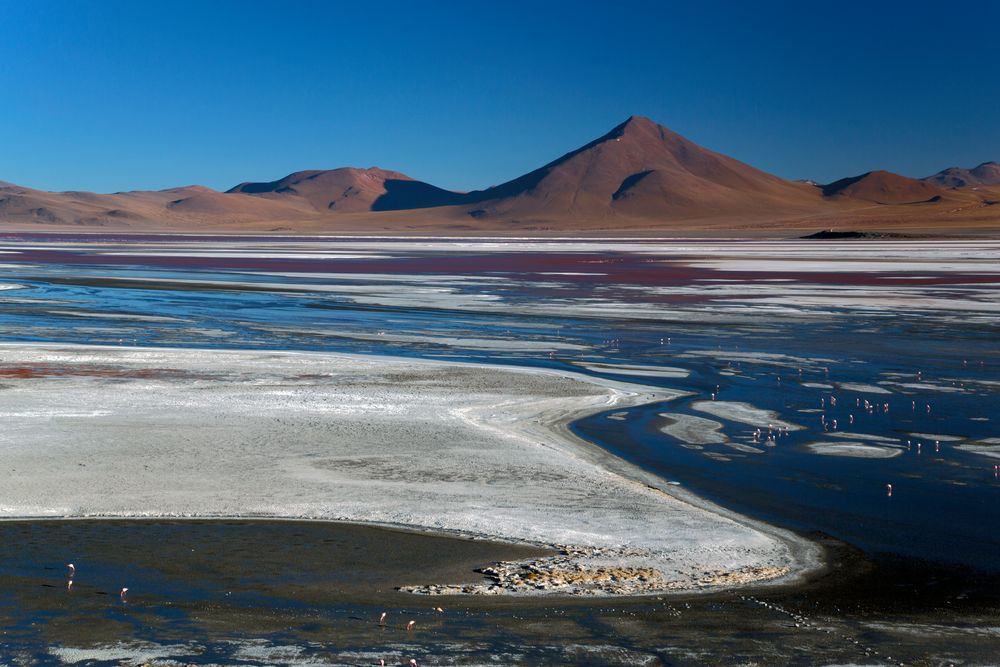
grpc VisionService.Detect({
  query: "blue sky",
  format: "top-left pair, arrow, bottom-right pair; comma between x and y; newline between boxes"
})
1,0 -> 997,192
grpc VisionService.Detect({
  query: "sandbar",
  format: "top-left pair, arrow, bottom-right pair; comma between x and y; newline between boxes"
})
804,442 -> 903,459
0,343 -> 819,597
690,400 -> 804,431
658,412 -> 728,444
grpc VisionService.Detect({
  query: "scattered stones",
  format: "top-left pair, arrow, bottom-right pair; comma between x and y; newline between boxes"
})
400,546 -> 790,597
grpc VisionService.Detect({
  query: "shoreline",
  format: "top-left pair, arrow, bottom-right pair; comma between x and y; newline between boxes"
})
0,342 -> 823,596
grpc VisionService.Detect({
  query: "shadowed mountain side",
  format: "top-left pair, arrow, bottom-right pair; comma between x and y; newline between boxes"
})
371,179 -> 467,211
925,162 -> 1000,188
822,171 -> 944,205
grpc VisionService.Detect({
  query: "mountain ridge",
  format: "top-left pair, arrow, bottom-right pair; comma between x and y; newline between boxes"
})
1,116 -> 998,234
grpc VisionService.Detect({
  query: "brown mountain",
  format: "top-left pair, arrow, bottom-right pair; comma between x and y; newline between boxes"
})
925,162 -> 1000,188
228,167 -> 465,212
458,115 -> 821,220
0,116 -> 998,235
821,170 -> 944,205
0,181 -> 316,227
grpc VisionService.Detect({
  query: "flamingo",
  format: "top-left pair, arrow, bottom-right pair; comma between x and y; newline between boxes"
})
379,611 -> 386,626
407,620 -> 416,631
67,579 -> 73,592
67,563 -> 75,578
886,484 -> 893,497
120,587 -> 128,603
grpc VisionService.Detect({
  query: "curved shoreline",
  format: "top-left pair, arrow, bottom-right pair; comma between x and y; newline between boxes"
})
0,342 -> 823,596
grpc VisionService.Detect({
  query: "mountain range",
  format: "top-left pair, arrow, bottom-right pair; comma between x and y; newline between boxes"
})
1,116 -> 998,235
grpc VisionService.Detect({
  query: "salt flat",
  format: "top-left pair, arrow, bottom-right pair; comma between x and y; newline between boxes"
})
0,343 -> 818,596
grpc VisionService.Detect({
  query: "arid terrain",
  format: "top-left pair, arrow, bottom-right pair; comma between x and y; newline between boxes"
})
2,116 -> 998,236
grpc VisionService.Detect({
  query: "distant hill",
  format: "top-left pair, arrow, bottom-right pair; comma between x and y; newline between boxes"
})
228,167 -> 466,212
925,162 -> 1000,188
0,117 -> 998,235
822,170 -> 944,205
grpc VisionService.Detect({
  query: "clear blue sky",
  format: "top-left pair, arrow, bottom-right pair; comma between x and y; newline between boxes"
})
1,0 -> 998,193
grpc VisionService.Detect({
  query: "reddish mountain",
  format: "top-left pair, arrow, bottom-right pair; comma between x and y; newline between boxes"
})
0,116 -> 998,234
228,167 -> 465,212
822,170 -> 943,204
458,116 -> 820,220
925,162 -> 1000,188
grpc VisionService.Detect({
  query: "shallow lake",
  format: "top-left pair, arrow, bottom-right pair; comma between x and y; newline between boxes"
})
1,234 -> 999,664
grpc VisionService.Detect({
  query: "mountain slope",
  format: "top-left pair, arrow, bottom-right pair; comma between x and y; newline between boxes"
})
925,162 -> 1000,188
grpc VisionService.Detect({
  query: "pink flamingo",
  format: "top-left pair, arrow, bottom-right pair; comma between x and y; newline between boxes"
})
379,612 -> 386,626
67,563 -> 75,578
407,620 -> 416,631
886,484 -> 893,497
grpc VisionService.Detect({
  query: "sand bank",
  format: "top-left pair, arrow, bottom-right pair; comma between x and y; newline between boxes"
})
658,412 -> 728,444
0,343 -> 819,596
690,400 -> 804,431
804,442 -> 903,459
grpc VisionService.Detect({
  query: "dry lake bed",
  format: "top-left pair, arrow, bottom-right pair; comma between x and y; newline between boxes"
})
0,234 -> 999,665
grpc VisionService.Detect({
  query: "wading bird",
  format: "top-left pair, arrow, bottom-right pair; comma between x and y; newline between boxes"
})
407,620 -> 416,630
67,563 -> 75,578
379,611 -> 386,626
120,587 -> 128,603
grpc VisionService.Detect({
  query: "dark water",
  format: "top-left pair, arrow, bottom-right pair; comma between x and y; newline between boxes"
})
2,520 -> 999,666
0,234 -> 999,663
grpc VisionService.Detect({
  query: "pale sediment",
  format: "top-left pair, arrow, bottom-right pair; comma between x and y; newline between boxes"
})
0,343 -> 821,596
690,400 -> 804,431
804,441 -> 904,459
